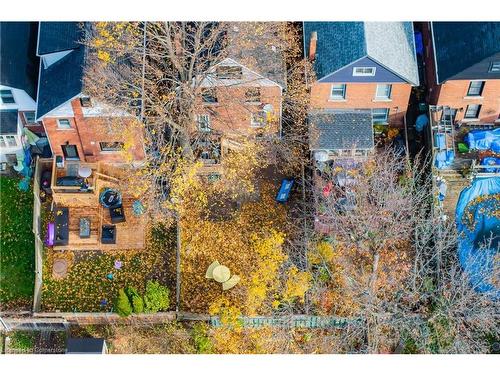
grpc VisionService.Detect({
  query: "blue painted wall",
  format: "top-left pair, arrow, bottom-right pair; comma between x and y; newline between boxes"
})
318,56 -> 406,84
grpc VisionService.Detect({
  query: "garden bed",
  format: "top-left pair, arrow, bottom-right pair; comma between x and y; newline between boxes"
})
41,224 -> 176,312
0,176 -> 35,310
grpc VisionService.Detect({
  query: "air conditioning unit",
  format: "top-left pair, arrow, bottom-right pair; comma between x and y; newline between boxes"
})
56,155 -> 65,168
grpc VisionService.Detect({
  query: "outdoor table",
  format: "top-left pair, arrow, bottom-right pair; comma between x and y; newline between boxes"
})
212,265 -> 231,283
79,218 -> 91,238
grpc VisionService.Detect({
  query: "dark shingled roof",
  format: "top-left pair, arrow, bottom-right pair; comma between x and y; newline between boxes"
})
37,22 -> 83,55
0,109 -> 19,135
0,22 -> 39,99
303,22 -> 419,85
36,22 -> 86,119
309,109 -> 374,151
66,338 -> 106,354
431,22 -> 500,83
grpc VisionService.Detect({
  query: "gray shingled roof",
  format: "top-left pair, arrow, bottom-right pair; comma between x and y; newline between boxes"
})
66,338 -> 106,354
309,109 -> 374,151
36,22 -> 86,119
0,109 -> 19,135
431,22 -> 500,83
303,22 -> 419,85
37,22 -> 83,55
0,22 -> 39,99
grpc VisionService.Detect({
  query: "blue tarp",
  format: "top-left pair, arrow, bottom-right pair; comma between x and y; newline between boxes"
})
435,149 -> 455,169
466,128 -> 500,151
455,177 -> 500,299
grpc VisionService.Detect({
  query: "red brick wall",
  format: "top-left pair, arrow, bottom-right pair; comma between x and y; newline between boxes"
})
194,85 -> 282,136
309,82 -> 412,126
421,22 -> 500,123
43,99 -> 145,163
435,80 -> 500,123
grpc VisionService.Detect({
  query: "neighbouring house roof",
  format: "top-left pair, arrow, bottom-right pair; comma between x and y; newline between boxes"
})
303,22 -> 419,85
37,22 -> 83,55
309,109 -> 374,151
0,22 -> 40,100
431,22 -> 500,83
66,338 -> 106,354
199,57 -> 283,89
0,109 -> 19,134
226,23 -> 286,88
36,22 -> 86,120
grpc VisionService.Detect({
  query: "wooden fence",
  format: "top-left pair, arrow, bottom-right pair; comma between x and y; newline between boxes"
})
32,157 -> 44,313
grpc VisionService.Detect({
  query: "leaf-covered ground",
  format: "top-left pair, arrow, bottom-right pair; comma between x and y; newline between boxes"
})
41,224 -> 176,312
0,176 -> 35,309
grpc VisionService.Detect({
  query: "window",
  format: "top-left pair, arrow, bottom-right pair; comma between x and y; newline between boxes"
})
467,81 -> 485,96
440,108 -> 457,123
0,89 -> 15,104
61,144 -> 79,160
375,84 -> 392,100
5,136 -> 17,147
0,136 -> 5,148
57,118 -> 71,129
372,108 -> 389,124
100,142 -> 124,152
216,65 -> 243,79
197,115 -> 211,132
464,104 -> 481,119
353,67 -> 376,76
245,87 -> 261,103
80,96 -> 92,107
251,111 -> 267,127
330,84 -> 346,100
201,88 -> 218,103
489,61 -> 500,73
22,111 -> 36,124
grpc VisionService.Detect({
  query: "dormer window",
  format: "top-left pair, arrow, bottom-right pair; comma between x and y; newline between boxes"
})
0,89 -> 15,104
216,65 -> 243,79
489,61 -> 500,73
353,67 -> 376,76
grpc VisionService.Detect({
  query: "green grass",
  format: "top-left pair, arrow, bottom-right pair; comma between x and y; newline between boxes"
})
0,176 -> 35,308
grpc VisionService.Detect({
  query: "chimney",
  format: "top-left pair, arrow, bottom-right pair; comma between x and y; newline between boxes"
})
309,31 -> 318,61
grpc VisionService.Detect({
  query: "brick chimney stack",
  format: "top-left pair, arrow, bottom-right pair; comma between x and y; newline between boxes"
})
309,31 -> 318,61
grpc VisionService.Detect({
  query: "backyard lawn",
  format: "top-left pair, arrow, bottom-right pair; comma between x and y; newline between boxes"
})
0,176 -> 35,310
41,224 -> 176,312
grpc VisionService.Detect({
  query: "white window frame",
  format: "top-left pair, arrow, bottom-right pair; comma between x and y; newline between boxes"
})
330,84 -> 346,100
0,136 -> 6,148
0,89 -> 15,104
488,61 -> 500,73
353,67 -> 376,76
197,114 -> 211,132
22,111 -> 37,124
5,135 -> 17,147
372,108 -> 389,124
99,142 -> 124,152
464,104 -> 481,119
466,81 -> 485,97
375,84 -> 392,100
250,111 -> 267,127
57,118 -> 72,129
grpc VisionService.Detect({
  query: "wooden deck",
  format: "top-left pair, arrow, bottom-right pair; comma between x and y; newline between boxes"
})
51,162 -> 147,251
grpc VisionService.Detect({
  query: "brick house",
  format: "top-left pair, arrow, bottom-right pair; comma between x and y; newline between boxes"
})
36,22 -> 145,166
421,22 -> 500,125
303,22 -> 419,159
35,22 -> 147,251
193,57 -> 283,171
